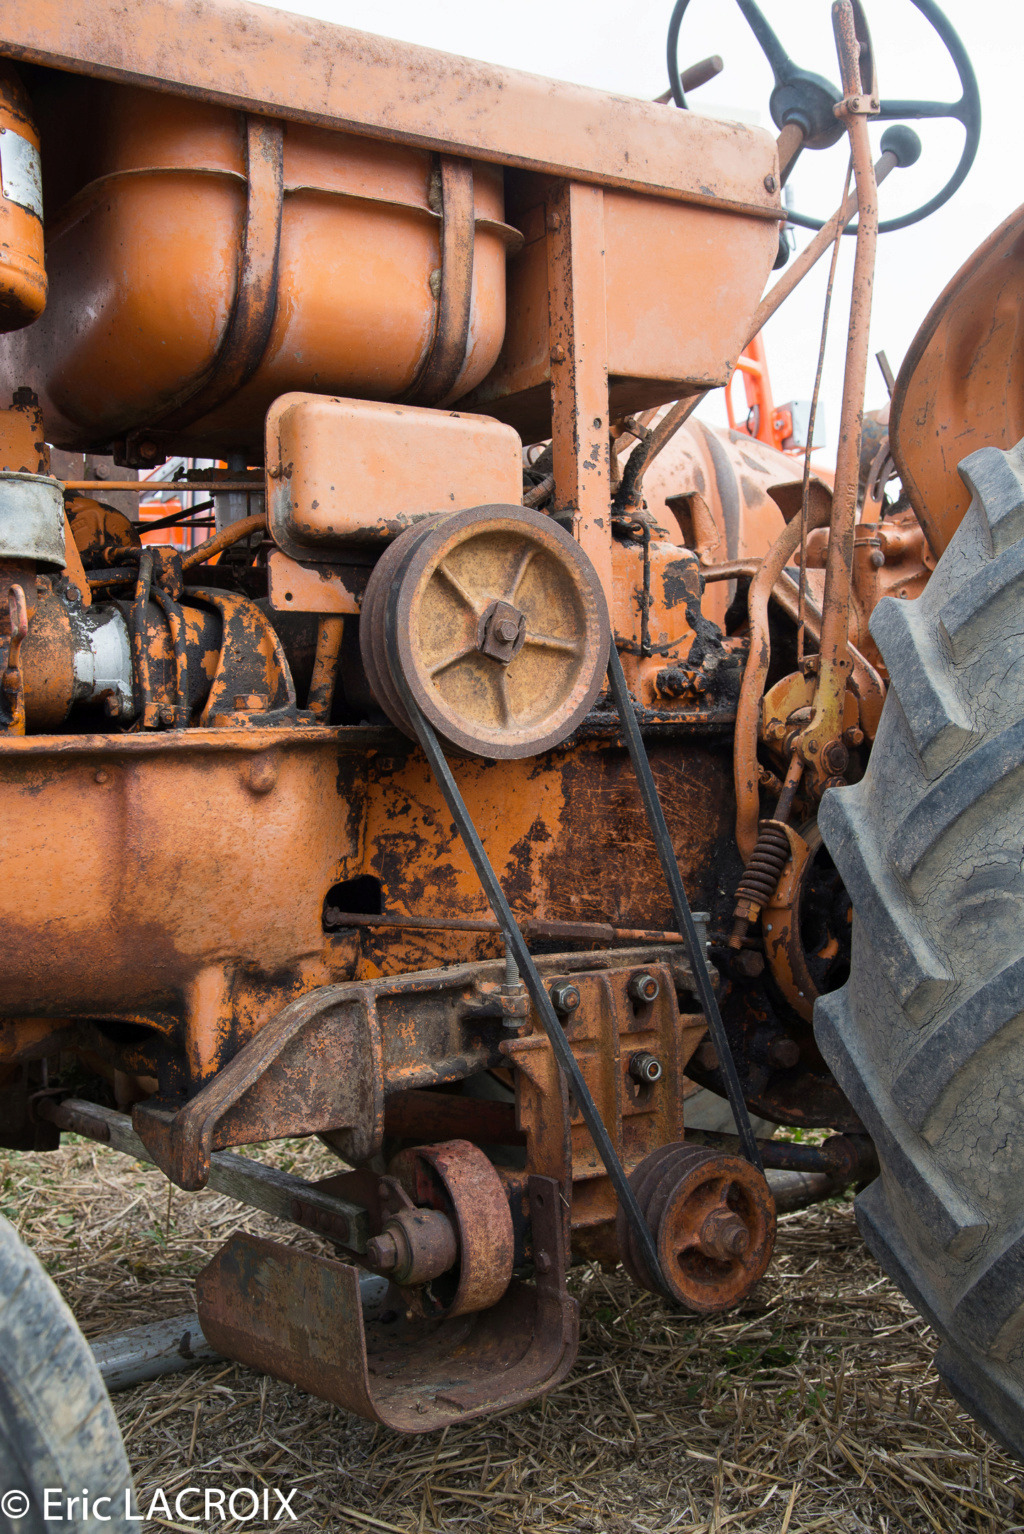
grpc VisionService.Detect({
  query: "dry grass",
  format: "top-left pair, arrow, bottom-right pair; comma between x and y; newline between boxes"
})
5,1135 -> 1024,1534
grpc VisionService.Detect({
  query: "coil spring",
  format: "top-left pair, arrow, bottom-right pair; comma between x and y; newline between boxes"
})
734,820 -> 791,909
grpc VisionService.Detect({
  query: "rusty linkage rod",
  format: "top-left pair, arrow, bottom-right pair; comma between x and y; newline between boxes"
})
727,1 -> 881,946
790,0 -> 880,795
686,1128 -> 878,1187
180,512 -> 268,570
324,908 -> 688,946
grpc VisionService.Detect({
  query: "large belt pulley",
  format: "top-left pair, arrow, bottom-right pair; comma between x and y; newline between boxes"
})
360,505 -> 610,758
363,503 -> 770,1306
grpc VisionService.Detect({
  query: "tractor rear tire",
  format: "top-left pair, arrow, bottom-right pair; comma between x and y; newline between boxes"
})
817,438 -> 1024,1457
0,1213 -> 133,1531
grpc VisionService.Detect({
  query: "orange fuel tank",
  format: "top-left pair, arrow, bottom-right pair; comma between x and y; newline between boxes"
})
0,62 -> 45,331
6,79 -> 514,454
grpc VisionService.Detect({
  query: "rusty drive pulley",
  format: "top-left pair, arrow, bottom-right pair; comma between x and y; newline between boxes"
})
617,1143 -> 776,1312
360,505 -> 611,759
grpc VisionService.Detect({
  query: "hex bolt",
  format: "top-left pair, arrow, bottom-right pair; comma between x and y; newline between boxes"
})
550,981 -> 581,1015
628,971 -> 660,1005
628,1051 -> 663,1086
365,1231 -> 399,1272
495,618 -> 519,644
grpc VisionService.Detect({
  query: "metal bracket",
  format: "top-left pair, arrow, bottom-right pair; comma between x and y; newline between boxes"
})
196,1174 -> 578,1431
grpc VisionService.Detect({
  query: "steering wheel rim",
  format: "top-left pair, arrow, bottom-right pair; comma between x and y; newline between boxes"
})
666,0 -> 981,234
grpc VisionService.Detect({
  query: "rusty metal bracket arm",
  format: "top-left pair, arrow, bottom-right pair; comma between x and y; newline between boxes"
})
38,1098 -> 370,1250
387,644 -> 669,1297
606,644 -> 764,1173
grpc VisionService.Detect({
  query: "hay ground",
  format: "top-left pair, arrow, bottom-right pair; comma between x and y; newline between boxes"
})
6,1135 -> 1023,1534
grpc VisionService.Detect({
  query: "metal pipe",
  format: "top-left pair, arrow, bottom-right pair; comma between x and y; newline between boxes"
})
130,550 -> 154,726
307,615 -> 344,722
180,513 -> 267,571
767,1168 -> 834,1214
63,481 -> 259,494
150,586 -> 189,728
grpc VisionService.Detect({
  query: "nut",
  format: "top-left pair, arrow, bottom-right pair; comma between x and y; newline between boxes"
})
824,739 -> 850,774
764,174 -> 777,193
699,1207 -> 750,1261
767,1035 -> 801,1069
550,980 -> 581,1015
366,1231 -> 399,1272
627,972 -> 660,1005
628,1051 -> 663,1086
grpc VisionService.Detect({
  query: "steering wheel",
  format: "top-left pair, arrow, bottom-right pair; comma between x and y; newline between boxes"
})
667,0 -> 981,233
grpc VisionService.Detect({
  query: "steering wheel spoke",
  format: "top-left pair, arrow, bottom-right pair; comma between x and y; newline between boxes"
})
667,0 -> 980,235
877,96 -> 967,122
734,0 -> 794,84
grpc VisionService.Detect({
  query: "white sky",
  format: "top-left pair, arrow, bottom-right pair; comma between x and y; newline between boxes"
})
254,0 -> 1012,456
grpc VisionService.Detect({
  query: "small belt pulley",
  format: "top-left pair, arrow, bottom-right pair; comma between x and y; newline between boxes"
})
364,504 -> 773,1310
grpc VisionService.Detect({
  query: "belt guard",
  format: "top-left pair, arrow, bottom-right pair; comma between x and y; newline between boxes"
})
196,1175 -> 578,1431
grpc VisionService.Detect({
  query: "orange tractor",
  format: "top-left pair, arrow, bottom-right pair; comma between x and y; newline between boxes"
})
0,0 -> 1018,1501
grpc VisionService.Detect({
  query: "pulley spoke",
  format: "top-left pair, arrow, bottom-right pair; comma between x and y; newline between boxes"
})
524,631 -> 582,654
494,668 -> 511,727
436,560 -> 486,616
506,545 -> 539,601
428,643 -> 477,679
